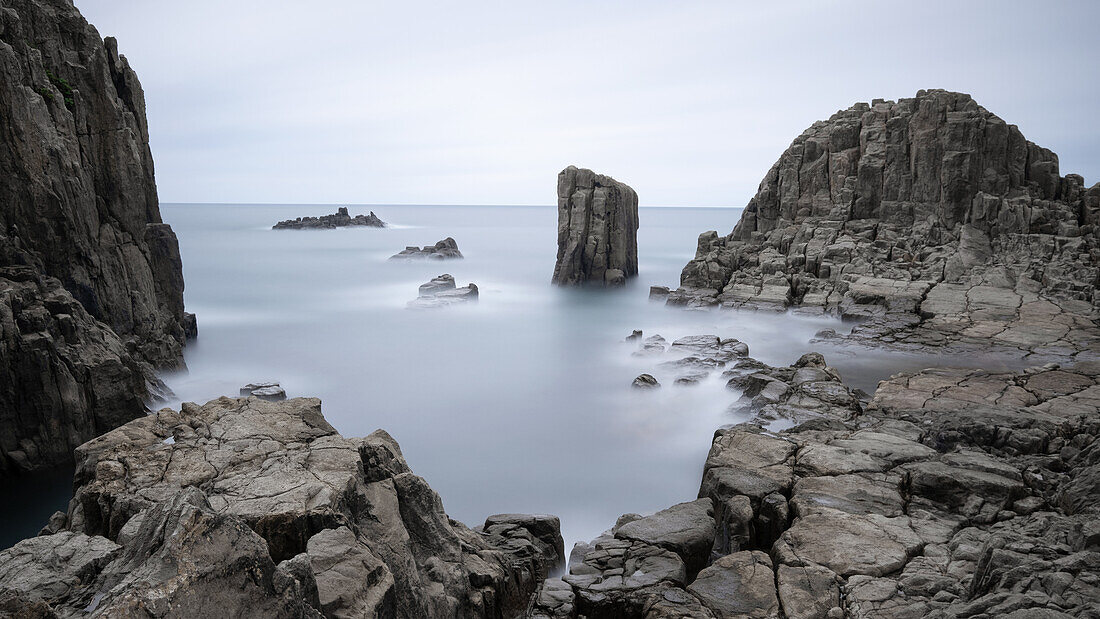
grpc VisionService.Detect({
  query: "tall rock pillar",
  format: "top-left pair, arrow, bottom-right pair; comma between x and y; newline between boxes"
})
552,166 -> 639,286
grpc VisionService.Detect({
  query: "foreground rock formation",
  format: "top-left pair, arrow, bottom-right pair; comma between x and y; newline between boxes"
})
668,90 -> 1099,363
0,396 -> 563,617
0,0 -> 192,475
390,237 -> 464,260
408,274 -> 479,309
537,342 -> 1100,618
274,207 -> 385,229
552,166 -> 639,286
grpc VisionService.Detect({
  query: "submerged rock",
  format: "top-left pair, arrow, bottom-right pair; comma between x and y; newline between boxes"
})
390,237 -> 463,260
551,166 -> 639,287
408,274 -> 479,309
0,397 -> 561,617
0,0 -> 192,476
274,207 -> 386,229
666,90 -> 1100,361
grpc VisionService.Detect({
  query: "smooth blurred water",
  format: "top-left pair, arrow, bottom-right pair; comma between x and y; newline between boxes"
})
156,203 -> 849,549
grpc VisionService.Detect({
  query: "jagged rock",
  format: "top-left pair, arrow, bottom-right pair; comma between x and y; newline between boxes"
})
0,397 -> 560,617
0,0 -> 192,475
389,237 -> 463,260
688,551 -> 780,619
273,207 -> 385,229
552,166 -> 639,286
613,499 -> 716,577
633,374 -> 660,389
666,90 -> 1100,362
408,274 -> 479,309
240,381 -> 287,401
626,329 -> 644,342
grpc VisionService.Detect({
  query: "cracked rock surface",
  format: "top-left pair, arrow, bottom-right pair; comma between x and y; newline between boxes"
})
0,396 -> 563,618
552,166 -> 639,287
665,89 -> 1099,363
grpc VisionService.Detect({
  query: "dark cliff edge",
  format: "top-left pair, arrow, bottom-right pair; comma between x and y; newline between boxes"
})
668,89 -> 1099,362
0,0 -> 191,476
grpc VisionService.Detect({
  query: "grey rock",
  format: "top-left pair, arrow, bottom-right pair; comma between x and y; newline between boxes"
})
552,166 -> 639,286
240,381 -> 287,401
633,373 -> 661,389
688,551 -> 780,619
614,499 -> 716,577
408,274 -> 479,309
389,237 -> 463,260
274,206 -> 385,229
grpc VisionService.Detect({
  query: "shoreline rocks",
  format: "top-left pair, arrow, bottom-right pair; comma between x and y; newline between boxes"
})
1,0 -> 192,476
664,90 -> 1099,363
0,396 -> 563,617
390,237 -> 463,260
552,166 -> 639,287
274,207 -> 385,230
408,274 -> 479,309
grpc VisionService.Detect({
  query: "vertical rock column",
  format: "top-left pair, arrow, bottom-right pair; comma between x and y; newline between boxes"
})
552,166 -> 639,286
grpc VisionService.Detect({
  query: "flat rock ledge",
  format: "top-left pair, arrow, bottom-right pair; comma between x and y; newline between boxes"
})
0,396 -> 563,618
664,90 -> 1100,364
408,274 -> 479,309
390,237 -> 463,260
532,358 -> 1100,618
274,207 -> 386,230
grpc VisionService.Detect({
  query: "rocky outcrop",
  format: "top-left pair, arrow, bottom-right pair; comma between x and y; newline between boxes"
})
668,90 -> 1100,362
552,166 -> 639,286
0,0 -> 192,475
390,237 -> 463,260
273,207 -> 385,229
408,273 -> 479,309
239,381 -> 286,401
550,349 -> 1100,618
0,396 -> 563,617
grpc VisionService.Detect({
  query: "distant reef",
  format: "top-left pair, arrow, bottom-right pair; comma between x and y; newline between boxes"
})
0,0 -> 193,476
273,207 -> 386,229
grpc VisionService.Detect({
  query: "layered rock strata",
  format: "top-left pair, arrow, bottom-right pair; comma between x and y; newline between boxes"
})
552,166 -> 639,286
389,237 -> 463,260
0,396 -> 563,617
273,207 -> 385,229
541,347 -> 1100,618
408,274 -> 479,309
668,90 -> 1100,362
0,0 -> 192,474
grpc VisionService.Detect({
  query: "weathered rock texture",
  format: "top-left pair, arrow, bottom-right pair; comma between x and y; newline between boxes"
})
547,347 -> 1100,618
0,0 -> 191,475
669,90 -> 1099,362
552,166 -> 639,286
408,273 -> 479,309
389,237 -> 463,260
0,396 -> 563,617
273,207 -> 385,230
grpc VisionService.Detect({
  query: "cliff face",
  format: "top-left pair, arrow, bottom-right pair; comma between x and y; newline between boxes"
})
0,0 -> 191,474
671,90 -> 1100,360
552,166 -> 639,286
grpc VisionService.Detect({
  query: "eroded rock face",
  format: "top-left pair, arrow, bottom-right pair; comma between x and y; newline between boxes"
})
273,207 -> 386,229
668,90 -> 1099,362
552,166 -> 639,287
0,0 -> 191,474
0,396 -> 561,618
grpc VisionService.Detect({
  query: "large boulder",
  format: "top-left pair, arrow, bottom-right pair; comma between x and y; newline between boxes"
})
551,166 -> 639,286
0,396 -> 561,617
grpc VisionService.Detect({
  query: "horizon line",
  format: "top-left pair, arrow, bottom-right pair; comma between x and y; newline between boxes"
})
160,201 -> 744,209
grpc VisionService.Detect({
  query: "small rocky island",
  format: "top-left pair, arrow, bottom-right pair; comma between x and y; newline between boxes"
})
408,274 -> 479,309
273,207 -> 386,230
390,237 -> 463,260
552,166 -> 639,286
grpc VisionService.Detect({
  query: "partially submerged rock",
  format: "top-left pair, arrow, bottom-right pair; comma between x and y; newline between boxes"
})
408,274 -> 479,309
552,166 -> 639,287
389,237 -> 463,260
274,207 -> 385,229
0,397 -> 561,617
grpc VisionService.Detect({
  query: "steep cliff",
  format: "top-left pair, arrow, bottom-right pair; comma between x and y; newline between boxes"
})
0,0 -> 191,474
670,90 -> 1099,361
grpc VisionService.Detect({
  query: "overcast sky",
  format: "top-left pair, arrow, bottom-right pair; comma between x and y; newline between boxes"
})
77,1 -> 1100,207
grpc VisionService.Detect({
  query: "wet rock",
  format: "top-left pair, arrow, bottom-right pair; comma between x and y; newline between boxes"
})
633,374 -> 661,389
408,274 -> 479,308
274,207 -> 385,229
389,237 -> 463,260
552,166 -> 639,286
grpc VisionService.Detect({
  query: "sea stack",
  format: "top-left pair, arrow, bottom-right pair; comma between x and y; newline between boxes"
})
552,166 -> 639,286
